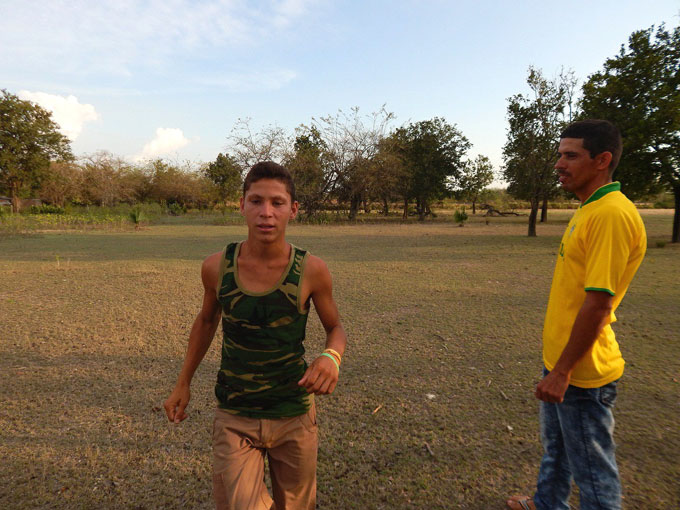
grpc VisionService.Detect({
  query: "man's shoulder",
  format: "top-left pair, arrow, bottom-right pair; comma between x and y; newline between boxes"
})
204,250 -> 224,267
606,190 -> 637,207
201,251 -> 225,291
588,191 -> 641,221
581,192 -> 646,247
300,253 -> 332,288
303,253 -> 328,274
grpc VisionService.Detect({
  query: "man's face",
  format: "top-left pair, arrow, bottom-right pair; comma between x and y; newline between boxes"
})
240,179 -> 298,242
555,138 -> 608,199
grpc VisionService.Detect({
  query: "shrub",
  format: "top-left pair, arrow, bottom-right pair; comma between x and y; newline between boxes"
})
167,202 -> 187,216
650,190 -> 673,209
453,208 -> 468,225
129,206 -> 145,228
29,204 -> 65,214
654,200 -> 674,209
136,202 -> 163,221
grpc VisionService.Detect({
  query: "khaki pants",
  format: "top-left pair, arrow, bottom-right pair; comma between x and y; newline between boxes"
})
212,404 -> 318,510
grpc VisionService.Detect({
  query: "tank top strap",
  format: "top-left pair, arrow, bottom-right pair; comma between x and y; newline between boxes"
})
278,245 -> 309,313
284,245 -> 308,286
216,242 -> 239,299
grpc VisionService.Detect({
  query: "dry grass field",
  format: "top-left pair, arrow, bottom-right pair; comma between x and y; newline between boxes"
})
1,210 -> 678,509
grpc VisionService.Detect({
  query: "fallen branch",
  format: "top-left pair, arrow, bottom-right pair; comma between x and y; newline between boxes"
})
480,204 -> 524,217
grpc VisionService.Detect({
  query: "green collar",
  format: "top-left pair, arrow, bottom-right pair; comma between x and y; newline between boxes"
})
581,182 -> 621,207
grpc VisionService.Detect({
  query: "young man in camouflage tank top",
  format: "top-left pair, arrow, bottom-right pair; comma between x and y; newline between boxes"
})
164,162 -> 347,510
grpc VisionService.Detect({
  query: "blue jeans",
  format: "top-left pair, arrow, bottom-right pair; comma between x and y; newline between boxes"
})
534,369 -> 621,510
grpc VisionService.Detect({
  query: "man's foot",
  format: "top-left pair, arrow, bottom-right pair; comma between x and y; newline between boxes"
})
506,495 -> 535,510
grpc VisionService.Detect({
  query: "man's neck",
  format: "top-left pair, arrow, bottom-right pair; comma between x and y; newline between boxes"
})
577,177 -> 612,203
241,238 -> 289,261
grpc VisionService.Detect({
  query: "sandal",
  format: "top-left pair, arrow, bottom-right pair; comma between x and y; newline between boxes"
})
506,495 -> 535,510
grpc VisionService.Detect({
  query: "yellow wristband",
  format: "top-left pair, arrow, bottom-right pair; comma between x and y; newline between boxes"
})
320,353 -> 340,372
324,348 -> 342,365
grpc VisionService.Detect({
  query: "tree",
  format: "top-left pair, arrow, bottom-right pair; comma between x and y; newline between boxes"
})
397,118 -> 470,221
457,155 -> 494,214
79,152 -> 133,206
227,118 -> 290,173
368,135 -> 410,216
285,126 -> 333,218
580,24 -> 680,242
147,159 -> 208,208
121,166 -> 154,203
312,107 -> 394,220
204,153 -> 242,203
39,161 -> 82,207
0,89 -> 72,212
503,67 -> 575,236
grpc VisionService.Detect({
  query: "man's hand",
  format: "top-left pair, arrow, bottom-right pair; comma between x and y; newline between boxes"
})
535,370 -> 570,403
298,356 -> 339,395
164,383 -> 191,423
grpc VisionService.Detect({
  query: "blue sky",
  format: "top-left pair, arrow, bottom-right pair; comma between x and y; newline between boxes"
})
1,0 -> 678,177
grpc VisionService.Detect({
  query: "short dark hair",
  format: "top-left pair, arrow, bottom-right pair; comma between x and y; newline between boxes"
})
243,161 -> 296,202
560,119 -> 622,174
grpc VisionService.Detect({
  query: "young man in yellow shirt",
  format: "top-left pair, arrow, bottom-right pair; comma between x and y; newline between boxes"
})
507,120 -> 646,510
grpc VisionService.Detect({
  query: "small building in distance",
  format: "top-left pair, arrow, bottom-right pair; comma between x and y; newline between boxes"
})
0,196 -> 43,211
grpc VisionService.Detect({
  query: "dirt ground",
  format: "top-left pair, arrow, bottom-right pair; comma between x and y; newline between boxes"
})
1,211 -> 678,509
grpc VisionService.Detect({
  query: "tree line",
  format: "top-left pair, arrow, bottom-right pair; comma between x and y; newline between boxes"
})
503,24 -> 679,241
0,99 -> 493,220
1,23 -> 678,240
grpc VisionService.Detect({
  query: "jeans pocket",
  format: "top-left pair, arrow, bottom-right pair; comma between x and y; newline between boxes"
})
599,380 -> 618,407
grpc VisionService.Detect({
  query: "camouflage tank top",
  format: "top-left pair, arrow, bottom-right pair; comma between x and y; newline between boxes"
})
215,242 -> 312,418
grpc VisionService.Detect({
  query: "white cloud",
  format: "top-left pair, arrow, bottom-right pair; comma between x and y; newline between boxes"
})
136,128 -> 191,161
0,1 -> 318,77
17,91 -> 99,141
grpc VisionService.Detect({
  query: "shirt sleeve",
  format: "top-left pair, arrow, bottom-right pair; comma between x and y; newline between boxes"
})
583,208 -> 632,296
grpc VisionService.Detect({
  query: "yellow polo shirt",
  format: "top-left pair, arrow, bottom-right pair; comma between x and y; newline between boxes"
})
543,182 -> 646,388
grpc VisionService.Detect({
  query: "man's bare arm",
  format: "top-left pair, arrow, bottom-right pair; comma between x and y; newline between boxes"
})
164,252 -> 222,423
535,290 -> 613,403
298,256 -> 347,395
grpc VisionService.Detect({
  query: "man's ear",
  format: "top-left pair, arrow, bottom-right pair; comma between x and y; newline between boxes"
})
239,196 -> 245,215
596,151 -> 613,171
290,200 -> 299,220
